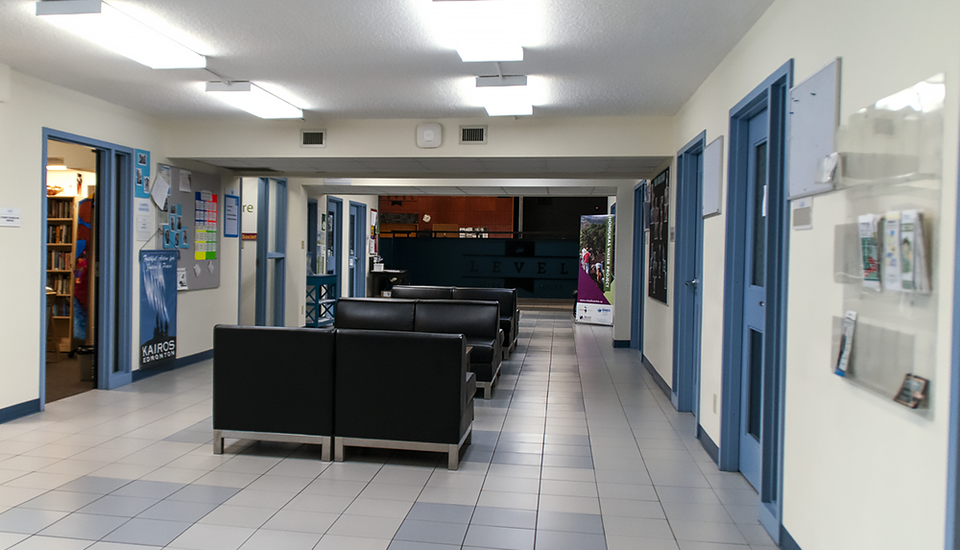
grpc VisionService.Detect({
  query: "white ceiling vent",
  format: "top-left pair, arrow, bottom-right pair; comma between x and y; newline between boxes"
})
459,125 -> 487,145
301,130 -> 326,148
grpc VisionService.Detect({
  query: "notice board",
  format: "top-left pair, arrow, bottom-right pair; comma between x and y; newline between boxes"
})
154,164 -> 221,291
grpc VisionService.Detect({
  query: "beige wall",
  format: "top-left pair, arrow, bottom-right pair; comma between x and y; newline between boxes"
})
673,0 -> 959,547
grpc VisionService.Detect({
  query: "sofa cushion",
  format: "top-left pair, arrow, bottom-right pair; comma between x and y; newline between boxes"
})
414,300 -> 500,340
451,287 -> 517,319
391,285 -> 454,299
335,298 -> 416,331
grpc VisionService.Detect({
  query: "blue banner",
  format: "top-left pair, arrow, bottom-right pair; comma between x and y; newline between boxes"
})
139,250 -> 177,368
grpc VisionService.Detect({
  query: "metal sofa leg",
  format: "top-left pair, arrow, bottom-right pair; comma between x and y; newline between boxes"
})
334,438 -> 345,462
321,436 -> 333,462
484,383 -> 492,400
447,444 -> 459,470
212,430 -> 223,454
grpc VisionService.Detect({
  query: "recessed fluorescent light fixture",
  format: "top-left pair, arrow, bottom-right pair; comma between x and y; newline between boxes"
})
205,81 -> 303,119
456,45 -> 523,63
46,157 -> 68,171
36,0 -> 205,69
476,75 -> 532,116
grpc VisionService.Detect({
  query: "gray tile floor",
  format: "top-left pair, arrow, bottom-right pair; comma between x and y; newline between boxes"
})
0,311 -> 777,549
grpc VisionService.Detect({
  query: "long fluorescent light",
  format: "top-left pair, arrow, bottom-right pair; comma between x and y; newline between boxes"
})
46,157 -> 68,171
476,75 -> 532,116
36,0 -> 205,69
457,45 -> 523,63
205,82 -> 303,119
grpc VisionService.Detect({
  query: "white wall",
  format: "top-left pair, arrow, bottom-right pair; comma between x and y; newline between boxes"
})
673,0 -> 959,547
0,68 -> 241,412
162,116 -> 676,161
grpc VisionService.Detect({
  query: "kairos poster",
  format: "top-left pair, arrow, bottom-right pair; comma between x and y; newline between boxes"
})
576,214 -> 615,325
140,250 -> 177,368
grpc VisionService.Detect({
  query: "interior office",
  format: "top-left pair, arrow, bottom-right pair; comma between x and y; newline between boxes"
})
1,0 -> 959,548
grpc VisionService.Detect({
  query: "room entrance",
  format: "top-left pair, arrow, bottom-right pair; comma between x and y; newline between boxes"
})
44,140 -> 98,402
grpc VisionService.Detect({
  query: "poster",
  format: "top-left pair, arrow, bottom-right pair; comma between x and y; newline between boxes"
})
576,214 -> 615,325
140,250 -> 177,368
648,167 -> 669,303
194,191 -> 218,260
135,149 -> 151,199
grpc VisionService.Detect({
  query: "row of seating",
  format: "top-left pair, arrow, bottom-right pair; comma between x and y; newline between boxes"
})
212,325 -> 475,469
390,285 -> 519,357
335,298 -> 502,398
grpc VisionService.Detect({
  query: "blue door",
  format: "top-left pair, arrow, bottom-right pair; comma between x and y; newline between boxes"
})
739,108 -> 769,490
348,202 -> 366,297
255,178 -> 286,326
327,197 -> 343,296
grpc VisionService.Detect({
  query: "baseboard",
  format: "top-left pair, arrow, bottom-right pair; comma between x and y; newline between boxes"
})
697,424 -> 720,465
779,526 -> 801,550
641,354 -> 671,399
0,399 -> 41,424
133,349 -> 212,382
612,340 -> 630,348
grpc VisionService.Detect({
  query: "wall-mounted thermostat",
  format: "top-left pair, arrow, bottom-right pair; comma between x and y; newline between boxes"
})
417,123 -> 442,148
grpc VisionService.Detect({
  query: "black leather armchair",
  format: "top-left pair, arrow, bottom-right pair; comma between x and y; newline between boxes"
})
212,325 -> 335,460
334,329 -> 475,469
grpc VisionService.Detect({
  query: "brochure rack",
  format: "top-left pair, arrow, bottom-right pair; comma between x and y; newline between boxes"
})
829,74 -> 944,413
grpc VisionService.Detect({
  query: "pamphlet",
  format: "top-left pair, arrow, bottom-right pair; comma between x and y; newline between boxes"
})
900,210 -> 917,290
881,212 -> 902,291
901,209 -> 930,293
858,214 -> 880,290
834,310 -> 857,377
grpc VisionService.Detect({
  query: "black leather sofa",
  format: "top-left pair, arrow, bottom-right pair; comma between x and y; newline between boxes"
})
212,325 -> 335,460
391,286 -> 519,357
212,324 -> 475,469
335,297 -> 503,398
335,329 -> 475,469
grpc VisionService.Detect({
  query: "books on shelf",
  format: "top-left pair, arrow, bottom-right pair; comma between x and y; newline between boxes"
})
47,250 -> 73,271
46,224 -> 73,244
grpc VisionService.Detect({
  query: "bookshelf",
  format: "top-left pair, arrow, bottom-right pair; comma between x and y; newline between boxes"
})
46,195 -> 76,354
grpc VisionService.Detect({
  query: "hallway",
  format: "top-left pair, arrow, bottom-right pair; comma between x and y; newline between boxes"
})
0,312 -> 774,549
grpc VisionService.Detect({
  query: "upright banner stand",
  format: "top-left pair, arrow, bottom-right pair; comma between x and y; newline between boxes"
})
576,214 -> 615,325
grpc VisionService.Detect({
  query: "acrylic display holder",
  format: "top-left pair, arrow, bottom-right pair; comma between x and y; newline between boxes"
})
829,74 -> 945,414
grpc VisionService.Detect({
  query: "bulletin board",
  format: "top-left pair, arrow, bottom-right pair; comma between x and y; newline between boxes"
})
153,164 -> 221,291
787,58 -> 841,199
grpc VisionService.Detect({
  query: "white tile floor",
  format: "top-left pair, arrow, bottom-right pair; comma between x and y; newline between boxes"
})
0,311 -> 777,549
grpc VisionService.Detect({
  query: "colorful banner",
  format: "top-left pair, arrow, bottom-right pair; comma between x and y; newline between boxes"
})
140,250 -> 177,368
135,149 -> 151,199
576,214 -> 615,325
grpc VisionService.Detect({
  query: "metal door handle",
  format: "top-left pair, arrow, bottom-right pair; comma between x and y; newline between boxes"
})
759,301 -> 764,306
685,279 -> 699,287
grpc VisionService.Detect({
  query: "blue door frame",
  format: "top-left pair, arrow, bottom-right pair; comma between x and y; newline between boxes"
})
672,131 -> 706,415
631,181 -> 646,351
307,199 -> 318,275
945,101 -> 960,550
41,129 -> 134,402
348,201 -> 367,297
718,60 -> 792,543
327,197 -> 343,297
255,178 -> 286,326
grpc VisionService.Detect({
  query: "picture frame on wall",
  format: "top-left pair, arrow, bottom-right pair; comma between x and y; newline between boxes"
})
648,167 -> 669,304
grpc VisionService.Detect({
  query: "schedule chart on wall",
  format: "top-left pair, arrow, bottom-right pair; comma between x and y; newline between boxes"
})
194,191 -> 218,260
